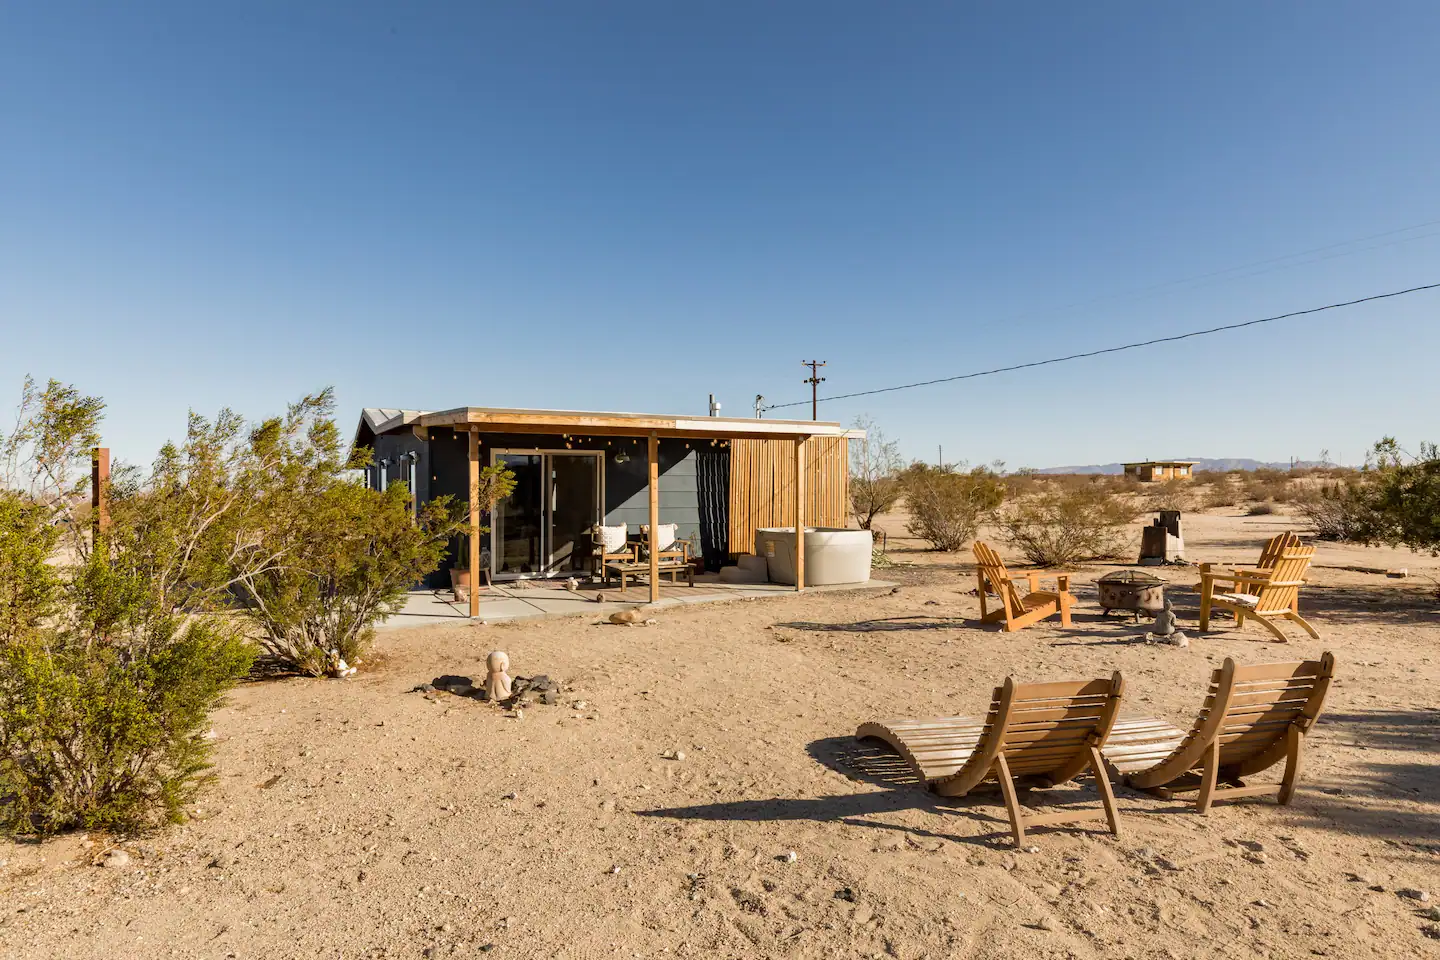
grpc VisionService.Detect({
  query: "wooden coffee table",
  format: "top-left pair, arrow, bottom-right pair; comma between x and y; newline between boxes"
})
603,559 -> 695,595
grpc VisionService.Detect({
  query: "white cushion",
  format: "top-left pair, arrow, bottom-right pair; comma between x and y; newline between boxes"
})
641,523 -> 678,551
598,523 -> 628,554
1217,592 -> 1260,608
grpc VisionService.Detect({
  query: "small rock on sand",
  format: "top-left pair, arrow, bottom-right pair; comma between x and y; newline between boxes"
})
1398,888 -> 1431,902
101,850 -> 131,869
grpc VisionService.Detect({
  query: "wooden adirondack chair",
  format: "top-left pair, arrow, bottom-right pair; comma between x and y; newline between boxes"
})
1103,655 -> 1335,812
857,673 -> 1124,845
1199,546 -> 1318,642
973,541 -> 1076,632
1197,530 -> 1302,594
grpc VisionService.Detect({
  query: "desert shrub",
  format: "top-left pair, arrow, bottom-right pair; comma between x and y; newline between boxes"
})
849,417 -> 904,530
1144,478 -> 1195,513
901,464 -> 1005,551
1243,468 -> 1296,504
105,391 -> 484,676
0,379 -> 255,835
0,616 -> 252,835
1001,489 -> 1139,566
0,492 -> 62,647
1246,502 -> 1277,516
1322,438 -> 1440,550
1002,467 -> 1043,499
234,481 -> 458,675
1294,482 -> 1370,541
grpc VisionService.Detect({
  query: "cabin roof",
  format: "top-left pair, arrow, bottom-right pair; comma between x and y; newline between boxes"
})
353,405 -> 861,450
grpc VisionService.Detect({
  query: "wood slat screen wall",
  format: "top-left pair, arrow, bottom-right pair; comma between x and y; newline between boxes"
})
727,437 -> 849,554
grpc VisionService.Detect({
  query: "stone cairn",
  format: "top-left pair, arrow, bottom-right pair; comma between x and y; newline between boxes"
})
412,650 -> 564,706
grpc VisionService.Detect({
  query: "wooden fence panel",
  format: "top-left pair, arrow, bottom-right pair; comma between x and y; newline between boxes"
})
727,436 -> 849,554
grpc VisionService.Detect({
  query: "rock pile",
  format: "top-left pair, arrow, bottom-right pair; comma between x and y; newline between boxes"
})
412,674 -> 563,707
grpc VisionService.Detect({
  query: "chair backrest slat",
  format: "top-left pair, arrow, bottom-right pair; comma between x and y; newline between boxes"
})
1252,546 -> 1315,614
1256,531 -> 1303,569
940,672 -> 1124,795
973,541 -> 1026,614
1129,654 -> 1335,788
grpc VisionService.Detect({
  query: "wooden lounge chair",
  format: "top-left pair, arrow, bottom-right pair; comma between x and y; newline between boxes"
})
856,673 -> 1124,844
973,541 -> 1077,632
1199,545 -> 1319,642
1104,654 -> 1335,812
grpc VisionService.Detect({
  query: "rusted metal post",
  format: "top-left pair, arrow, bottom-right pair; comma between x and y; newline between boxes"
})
91,446 -> 110,541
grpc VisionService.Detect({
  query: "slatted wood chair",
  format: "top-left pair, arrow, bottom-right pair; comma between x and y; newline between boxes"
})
1255,530 -> 1304,570
973,540 -> 1077,632
1197,531 -> 1304,599
856,673 -> 1125,845
1104,655 -> 1335,812
1199,546 -> 1319,642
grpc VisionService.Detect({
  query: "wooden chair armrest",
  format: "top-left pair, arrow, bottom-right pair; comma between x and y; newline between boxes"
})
1023,571 -> 1070,592
1200,570 -> 1269,585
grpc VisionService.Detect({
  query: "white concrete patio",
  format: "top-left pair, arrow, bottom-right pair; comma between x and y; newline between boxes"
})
376,575 -> 896,630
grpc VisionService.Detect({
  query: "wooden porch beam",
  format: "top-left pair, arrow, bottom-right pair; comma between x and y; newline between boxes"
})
648,432 -> 660,603
468,429 -> 481,618
794,436 -> 806,592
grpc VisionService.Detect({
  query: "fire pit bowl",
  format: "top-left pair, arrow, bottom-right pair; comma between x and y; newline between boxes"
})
1096,570 -> 1168,618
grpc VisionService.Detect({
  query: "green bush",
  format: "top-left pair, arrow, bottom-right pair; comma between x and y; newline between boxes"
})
0,617 -> 253,835
1,376 -> 256,837
1001,489 -> 1139,566
1350,439 -> 1440,551
235,481 -> 458,676
0,492 -> 62,647
901,464 -> 1005,551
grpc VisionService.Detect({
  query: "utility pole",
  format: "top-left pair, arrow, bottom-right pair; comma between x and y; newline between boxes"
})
802,360 -> 827,420
754,395 -> 766,419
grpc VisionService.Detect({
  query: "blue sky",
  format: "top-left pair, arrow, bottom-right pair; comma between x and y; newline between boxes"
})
2,2 -> 1438,469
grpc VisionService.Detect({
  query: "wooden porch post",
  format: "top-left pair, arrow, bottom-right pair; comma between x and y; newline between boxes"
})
468,428 -> 481,619
648,431 -> 660,603
794,436 -> 806,592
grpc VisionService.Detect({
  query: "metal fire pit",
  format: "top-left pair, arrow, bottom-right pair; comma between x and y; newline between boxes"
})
1096,570 -> 1168,619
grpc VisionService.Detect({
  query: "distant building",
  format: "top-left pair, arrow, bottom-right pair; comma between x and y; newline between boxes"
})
1123,460 -> 1198,482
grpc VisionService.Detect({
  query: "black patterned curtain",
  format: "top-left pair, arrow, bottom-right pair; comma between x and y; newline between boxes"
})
695,447 -> 730,571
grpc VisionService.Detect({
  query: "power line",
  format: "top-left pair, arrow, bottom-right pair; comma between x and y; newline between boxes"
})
764,281 -> 1440,411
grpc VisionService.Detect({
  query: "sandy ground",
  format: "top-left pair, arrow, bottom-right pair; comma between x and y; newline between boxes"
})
3,506 -> 1440,959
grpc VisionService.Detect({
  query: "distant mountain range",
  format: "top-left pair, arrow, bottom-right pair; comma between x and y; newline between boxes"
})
1035,459 -> 1326,475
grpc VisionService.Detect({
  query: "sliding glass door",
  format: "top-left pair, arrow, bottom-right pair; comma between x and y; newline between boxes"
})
491,450 -> 602,579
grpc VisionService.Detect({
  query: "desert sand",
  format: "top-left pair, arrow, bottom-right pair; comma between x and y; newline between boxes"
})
3,507 -> 1439,959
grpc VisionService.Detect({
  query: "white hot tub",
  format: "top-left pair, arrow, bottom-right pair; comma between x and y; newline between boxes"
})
754,527 -> 872,586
